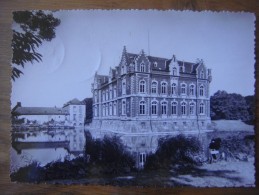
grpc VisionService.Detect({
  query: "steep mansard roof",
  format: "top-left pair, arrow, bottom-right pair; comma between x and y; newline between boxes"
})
94,49 -> 202,86
125,51 -> 199,74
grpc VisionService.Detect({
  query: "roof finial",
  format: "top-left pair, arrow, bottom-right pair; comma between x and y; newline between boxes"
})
123,45 -> 127,53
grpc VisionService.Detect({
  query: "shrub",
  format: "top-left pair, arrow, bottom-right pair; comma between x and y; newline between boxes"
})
84,131 -> 135,175
145,134 -> 203,170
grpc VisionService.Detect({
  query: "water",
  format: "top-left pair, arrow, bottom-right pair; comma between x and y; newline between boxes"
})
11,127 -> 85,172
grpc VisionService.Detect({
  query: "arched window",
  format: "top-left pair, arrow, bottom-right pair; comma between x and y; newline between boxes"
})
102,91 -> 105,101
113,102 -> 117,116
172,83 -> 177,95
189,102 -> 195,115
94,92 -> 97,102
106,90 -> 109,100
199,85 -> 204,96
200,70 -> 204,78
189,84 -> 195,96
151,81 -> 157,94
199,103 -> 205,114
139,101 -> 145,115
121,66 -> 125,74
171,101 -> 177,115
106,104 -> 108,116
139,80 -> 146,93
181,102 -> 187,115
161,82 -> 167,94
140,63 -> 145,72
161,101 -> 167,115
122,81 -> 126,95
113,87 -> 117,98
172,67 -> 177,75
109,89 -> 112,99
181,83 -> 186,95
151,101 -> 157,115
109,103 -> 112,116
94,106 -> 97,117
122,100 -> 126,115
102,104 -> 105,116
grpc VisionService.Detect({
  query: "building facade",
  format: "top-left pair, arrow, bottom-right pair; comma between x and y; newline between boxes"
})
12,98 -> 86,127
91,47 -> 212,132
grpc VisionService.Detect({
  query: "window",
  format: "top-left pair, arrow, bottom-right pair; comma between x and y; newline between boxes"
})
73,114 -> 76,120
151,82 -> 157,94
113,102 -> 117,116
190,84 -> 195,96
161,82 -> 167,94
199,103 -> 205,114
122,100 -> 126,115
171,101 -> 177,115
172,83 -> 177,95
161,101 -> 167,115
200,70 -> 204,78
139,101 -> 145,115
114,87 -> 117,98
102,91 -> 105,101
151,101 -> 157,115
122,66 -> 125,74
106,104 -> 108,116
109,89 -> 112,99
94,106 -> 97,117
139,80 -> 146,93
139,153 -> 146,168
181,102 -> 187,115
189,102 -> 195,115
140,63 -> 145,72
109,103 -> 112,116
199,85 -> 204,96
94,92 -> 97,102
122,81 -> 126,95
106,90 -> 108,100
172,67 -> 177,75
181,83 -> 186,95
102,104 -> 105,116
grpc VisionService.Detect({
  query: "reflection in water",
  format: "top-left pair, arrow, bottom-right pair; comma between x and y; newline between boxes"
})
12,126 -> 213,172
11,128 -> 85,172
94,131 -> 210,169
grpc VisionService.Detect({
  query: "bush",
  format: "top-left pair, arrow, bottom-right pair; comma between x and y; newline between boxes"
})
11,157 -> 88,182
10,161 -> 44,183
145,134 -> 203,170
84,131 -> 135,175
220,134 -> 254,161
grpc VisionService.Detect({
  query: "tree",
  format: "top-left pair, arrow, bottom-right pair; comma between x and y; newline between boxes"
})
210,90 -> 254,124
11,10 -> 60,80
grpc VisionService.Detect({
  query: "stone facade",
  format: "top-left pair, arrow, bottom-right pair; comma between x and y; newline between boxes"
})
91,47 -> 212,132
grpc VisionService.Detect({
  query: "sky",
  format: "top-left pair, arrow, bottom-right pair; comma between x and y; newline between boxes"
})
11,10 -> 255,107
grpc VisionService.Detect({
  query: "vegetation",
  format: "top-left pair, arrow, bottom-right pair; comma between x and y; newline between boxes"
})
144,135 -> 203,171
12,10 -> 60,80
219,133 -> 254,161
210,90 -> 255,124
84,131 -> 135,174
10,158 -> 88,183
11,132 -> 135,182
82,98 -> 93,124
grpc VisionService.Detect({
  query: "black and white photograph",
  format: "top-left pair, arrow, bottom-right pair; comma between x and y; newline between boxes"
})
10,10 -> 255,187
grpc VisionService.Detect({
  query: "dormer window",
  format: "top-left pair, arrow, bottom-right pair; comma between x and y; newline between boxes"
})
200,70 -> 204,79
140,62 -> 145,72
154,62 -> 158,67
172,67 -> 177,75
